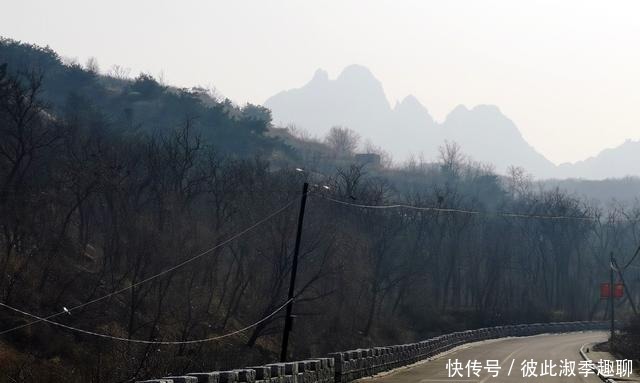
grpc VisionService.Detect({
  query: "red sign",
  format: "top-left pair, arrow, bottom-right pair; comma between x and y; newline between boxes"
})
601,282 -> 624,299
600,283 -> 610,299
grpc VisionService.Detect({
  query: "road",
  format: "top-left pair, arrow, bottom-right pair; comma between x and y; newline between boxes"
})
359,332 -> 629,383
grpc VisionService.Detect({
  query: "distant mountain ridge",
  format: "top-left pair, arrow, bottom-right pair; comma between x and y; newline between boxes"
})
265,65 -> 638,179
556,139 -> 640,179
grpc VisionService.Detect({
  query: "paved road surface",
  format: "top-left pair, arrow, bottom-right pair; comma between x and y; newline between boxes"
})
360,332 -> 629,383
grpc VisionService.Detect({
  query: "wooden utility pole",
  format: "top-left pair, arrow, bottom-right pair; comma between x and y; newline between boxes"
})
610,252 -> 615,341
280,182 -> 309,362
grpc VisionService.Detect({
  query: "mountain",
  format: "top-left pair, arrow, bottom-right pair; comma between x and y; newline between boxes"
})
265,65 -> 555,176
440,104 -> 555,176
555,139 -> 640,179
266,66 -> 393,144
265,65 -> 639,180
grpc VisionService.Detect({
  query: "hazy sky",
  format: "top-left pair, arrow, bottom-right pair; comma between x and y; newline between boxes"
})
2,0 -> 639,164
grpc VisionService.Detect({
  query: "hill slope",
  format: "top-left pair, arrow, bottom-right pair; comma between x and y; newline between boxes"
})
0,37 -> 289,158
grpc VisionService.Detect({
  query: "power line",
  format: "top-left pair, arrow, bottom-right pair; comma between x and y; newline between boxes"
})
0,199 -> 297,336
315,194 -> 602,221
0,298 -> 293,345
318,196 -> 480,214
622,244 -> 640,270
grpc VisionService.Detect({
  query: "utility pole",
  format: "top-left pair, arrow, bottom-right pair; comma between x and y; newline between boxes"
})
613,258 -> 638,315
280,182 -> 308,362
610,252 -> 615,341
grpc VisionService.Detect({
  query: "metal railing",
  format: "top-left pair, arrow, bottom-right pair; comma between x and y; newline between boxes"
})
138,321 -> 607,383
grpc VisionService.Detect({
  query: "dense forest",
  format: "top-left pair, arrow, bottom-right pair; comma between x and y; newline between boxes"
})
1,38 -> 639,382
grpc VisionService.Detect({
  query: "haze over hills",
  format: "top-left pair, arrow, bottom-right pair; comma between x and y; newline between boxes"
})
555,139 -> 640,179
265,65 -> 639,180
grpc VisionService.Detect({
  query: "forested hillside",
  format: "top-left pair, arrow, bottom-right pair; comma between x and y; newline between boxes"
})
0,38 -> 290,158
1,39 -> 639,382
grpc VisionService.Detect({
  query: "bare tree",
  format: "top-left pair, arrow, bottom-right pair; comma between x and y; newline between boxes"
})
85,57 -> 100,74
109,64 -> 131,80
438,140 -> 465,178
325,126 -> 360,157
505,165 -> 533,197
